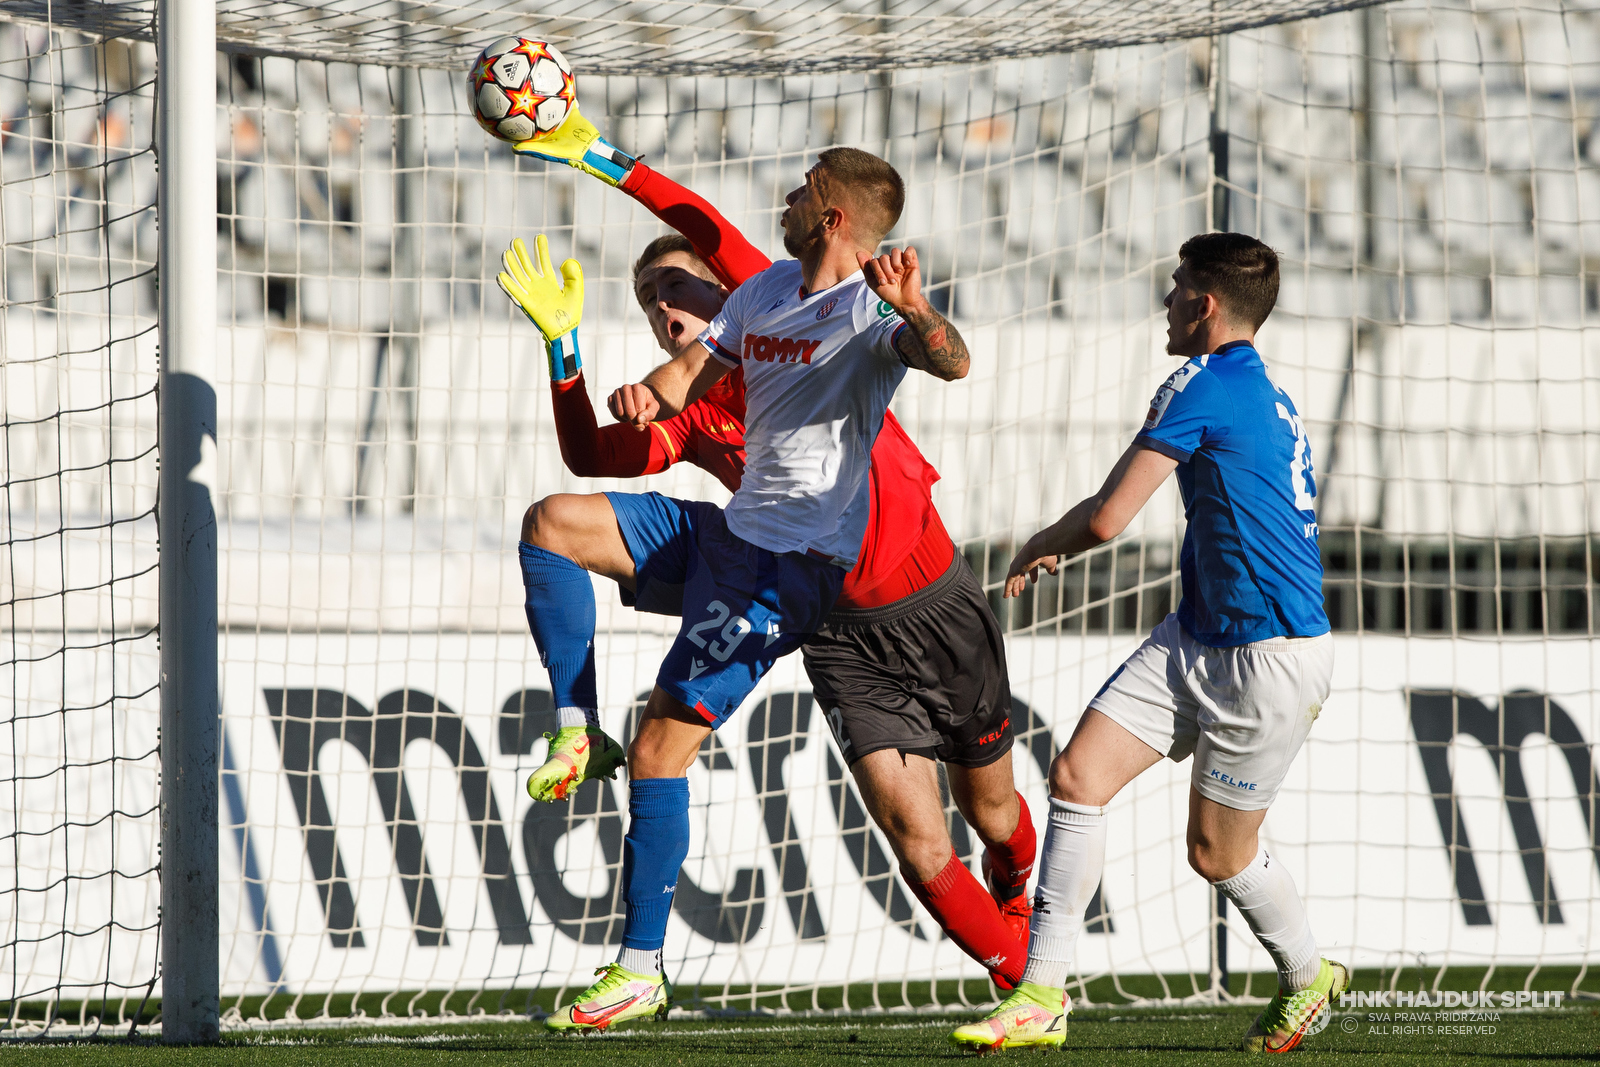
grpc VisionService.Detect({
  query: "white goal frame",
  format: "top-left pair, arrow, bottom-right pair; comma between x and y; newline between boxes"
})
155,0 -> 219,1045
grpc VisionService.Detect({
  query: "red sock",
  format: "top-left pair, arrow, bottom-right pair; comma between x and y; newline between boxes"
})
985,793 -> 1037,898
912,851 -> 1026,989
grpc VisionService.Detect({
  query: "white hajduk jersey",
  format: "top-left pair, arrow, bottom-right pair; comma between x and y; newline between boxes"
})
698,258 -> 908,567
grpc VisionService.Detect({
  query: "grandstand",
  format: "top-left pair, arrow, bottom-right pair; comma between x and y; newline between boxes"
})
12,4 -> 1597,632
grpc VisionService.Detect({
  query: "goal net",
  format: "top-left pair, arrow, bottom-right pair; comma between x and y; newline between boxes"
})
0,17 -> 162,1036
5,0 -> 1599,1033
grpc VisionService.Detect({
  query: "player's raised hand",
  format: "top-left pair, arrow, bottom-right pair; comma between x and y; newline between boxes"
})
857,246 -> 928,314
498,234 -> 583,341
498,233 -> 587,381
1003,538 -> 1060,599
492,235 -> 588,383
867,245 -> 970,381
608,382 -> 660,430
512,104 -> 636,187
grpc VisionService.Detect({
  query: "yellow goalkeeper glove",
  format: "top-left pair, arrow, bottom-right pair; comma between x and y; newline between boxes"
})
512,103 -> 636,187
497,234 -> 585,380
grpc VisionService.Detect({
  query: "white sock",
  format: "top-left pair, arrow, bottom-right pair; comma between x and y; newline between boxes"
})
1021,798 -> 1107,989
617,946 -> 662,975
556,706 -> 600,730
1212,845 -> 1320,991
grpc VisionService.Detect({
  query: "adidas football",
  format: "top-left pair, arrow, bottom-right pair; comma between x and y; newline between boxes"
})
468,37 -> 576,143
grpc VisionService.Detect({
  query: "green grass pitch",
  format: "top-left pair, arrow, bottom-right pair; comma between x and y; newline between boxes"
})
6,968 -> 1596,1065
5,1007 -> 1598,1066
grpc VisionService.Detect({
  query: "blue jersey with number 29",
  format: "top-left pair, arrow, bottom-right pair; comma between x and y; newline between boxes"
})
1133,340 -> 1329,647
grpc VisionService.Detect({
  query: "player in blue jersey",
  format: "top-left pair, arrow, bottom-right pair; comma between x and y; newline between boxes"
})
951,234 -> 1345,1054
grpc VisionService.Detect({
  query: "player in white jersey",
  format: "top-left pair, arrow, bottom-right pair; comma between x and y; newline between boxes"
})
514,147 -> 971,1031
673,258 -> 907,557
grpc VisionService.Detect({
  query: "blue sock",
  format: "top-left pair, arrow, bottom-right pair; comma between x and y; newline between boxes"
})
621,777 -> 690,957
517,541 -> 597,712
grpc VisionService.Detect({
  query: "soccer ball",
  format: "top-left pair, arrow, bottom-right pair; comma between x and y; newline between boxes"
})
468,37 -> 576,143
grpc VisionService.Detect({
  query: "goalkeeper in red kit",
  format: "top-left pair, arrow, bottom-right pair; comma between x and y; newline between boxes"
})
498,108 -> 1038,1017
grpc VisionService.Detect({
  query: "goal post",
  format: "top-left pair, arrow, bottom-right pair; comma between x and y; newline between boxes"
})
155,0 -> 219,1044
3,0 -> 1600,1038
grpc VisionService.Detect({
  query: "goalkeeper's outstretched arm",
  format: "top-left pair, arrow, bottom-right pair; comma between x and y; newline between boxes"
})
517,109 -> 772,291
512,104 -> 635,187
548,377 -> 677,479
621,163 -> 772,290
497,232 -> 687,477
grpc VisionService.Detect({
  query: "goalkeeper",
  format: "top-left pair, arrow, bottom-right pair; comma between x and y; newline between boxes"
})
499,107 -> 1038,1027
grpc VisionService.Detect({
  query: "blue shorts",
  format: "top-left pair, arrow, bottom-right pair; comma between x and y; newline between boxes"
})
606,491 -> 845,727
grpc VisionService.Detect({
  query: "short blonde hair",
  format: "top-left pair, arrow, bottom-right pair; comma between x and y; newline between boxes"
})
817,147 -> 905,246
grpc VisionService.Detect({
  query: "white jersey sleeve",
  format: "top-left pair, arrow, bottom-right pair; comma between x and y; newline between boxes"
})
852,294 -> 910,363
701,278 -> 753,367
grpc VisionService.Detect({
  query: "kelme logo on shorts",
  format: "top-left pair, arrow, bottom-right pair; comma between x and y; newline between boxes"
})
743,333 -> 821,364
1209,768 -> 1258,791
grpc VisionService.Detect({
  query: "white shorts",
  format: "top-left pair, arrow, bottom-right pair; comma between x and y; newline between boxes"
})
1088,614 -> 1333,811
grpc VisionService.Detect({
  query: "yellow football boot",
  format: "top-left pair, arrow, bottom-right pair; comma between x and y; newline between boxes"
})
525,726 -> 625,802
545,963 -> 671,1032
1243,958 -> 1350,1053
950,981 -> 1068,1054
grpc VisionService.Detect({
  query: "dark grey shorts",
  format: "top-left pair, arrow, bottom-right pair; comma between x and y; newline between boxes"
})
802,552 -> 1014,768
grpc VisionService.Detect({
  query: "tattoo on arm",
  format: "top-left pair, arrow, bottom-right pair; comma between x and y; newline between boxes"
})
895,305 -> 969,380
